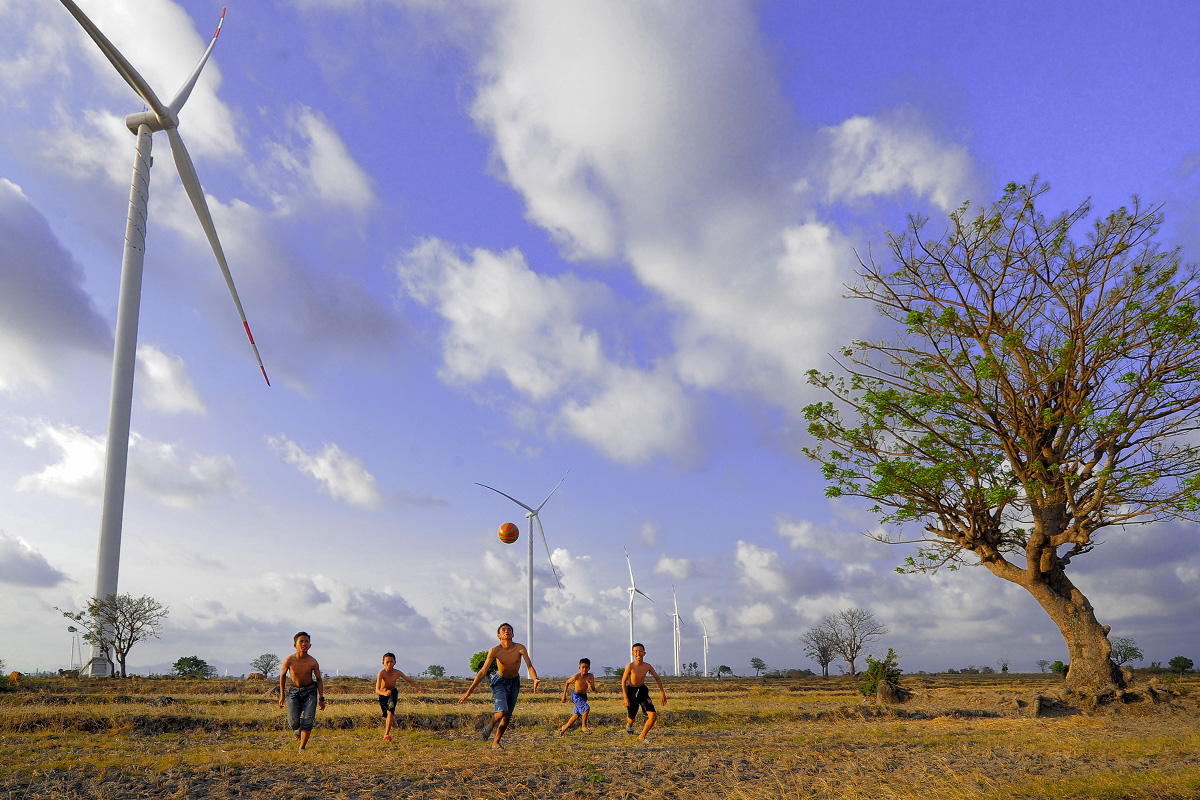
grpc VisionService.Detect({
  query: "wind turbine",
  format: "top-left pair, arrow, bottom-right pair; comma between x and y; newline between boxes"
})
59,1 -> 268,676
701,618 -> 710,678
475,472 -> 567,660
666,586 -> 684,676
624,548 -> 652,653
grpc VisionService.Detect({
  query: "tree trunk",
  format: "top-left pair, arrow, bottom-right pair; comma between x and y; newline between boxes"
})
989,560 -> 1123,697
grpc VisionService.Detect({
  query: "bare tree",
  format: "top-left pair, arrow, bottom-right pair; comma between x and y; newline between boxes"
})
805,180 -> 1200,697
1110,637 -> 1144,668
829,608 -> 888,676
58,594 -> 168,678
800,617 -> 839,678
251,653 -> 281,676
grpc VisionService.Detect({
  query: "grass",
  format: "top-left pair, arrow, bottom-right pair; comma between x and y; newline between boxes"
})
2,674 -> 1197,799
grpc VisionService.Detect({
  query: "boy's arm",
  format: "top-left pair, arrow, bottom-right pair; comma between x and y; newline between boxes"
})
621,663 -> 632,691
562,676 -> 572,702
278,656 -> 292,708
314,662 -> 326,709
586,673 -> 597,693
399,670 -> 425,693
521,647 -> 541,691
459,647 -> 497,702
375,669 -> 388,696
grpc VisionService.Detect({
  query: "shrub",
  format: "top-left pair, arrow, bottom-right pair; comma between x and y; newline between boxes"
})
1051,660 -> 1068,677
1168,656 -> 1194,675
469,651 -> 497,675
859,648 -> 903,697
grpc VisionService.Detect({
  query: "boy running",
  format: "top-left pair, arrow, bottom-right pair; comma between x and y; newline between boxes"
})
278,631 -> 325,751
559,657 -> 598,735
376,652 -> 425,742
622,642 -> 666,741
458,623 -> 541,749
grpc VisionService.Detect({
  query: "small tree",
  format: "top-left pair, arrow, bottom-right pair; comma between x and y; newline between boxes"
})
750,657 -> 767,677
251,653 -> 281,676
1168,656 -> 1193,676
1052,660 -> 1068,677
57,594 -> 168,678
716,665 -> 732,680
997,658 -> 1011,674
426,665 -> 446,678
1035,659 -> 1051,674
828,608 -> 887,677
1109,637 -> 1144,668
801,618 -> 838,678
174,655 -> 216,679
469,651 -> 496,675
859,648 -> 904,697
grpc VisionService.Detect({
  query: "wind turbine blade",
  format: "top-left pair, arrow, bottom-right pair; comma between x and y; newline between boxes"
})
533,470 -> 570,513
167,7 -> 225,114
165,126 -> 269,385
532,515 -> 563,589
475,483 -> 536,514
59,0 -> 171,122
624,547 -> 636,585
636,587 -> 653,602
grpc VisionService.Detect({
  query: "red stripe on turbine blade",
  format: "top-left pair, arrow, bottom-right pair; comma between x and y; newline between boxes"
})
261,366 -> 271,387
214,8 -> 225,38
243,320 -> 255,345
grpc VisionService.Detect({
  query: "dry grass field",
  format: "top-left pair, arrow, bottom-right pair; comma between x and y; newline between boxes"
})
1,672 -> 1197,799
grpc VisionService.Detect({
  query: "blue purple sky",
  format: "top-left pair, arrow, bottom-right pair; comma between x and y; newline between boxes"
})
1,0 -> 1198,678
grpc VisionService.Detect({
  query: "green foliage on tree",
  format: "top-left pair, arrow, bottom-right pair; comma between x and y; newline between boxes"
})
716,665 -> 732,679
426,665 -> 445,678
803,179 -> 1200,696
750,657 -> 766,676
1052,660 -> 1068,677
1168,656 -> 1193,675
250,653 -> 281,676
56,594 -> 168,678
859,648 -> 903,697
469,651 -> 497,675
1109,637 -> 1144,668
173,655 -> 216,679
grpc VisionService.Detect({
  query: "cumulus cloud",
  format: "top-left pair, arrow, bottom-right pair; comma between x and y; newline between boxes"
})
820,108 -> 977,213
654,555 -> 693,581
0,530 -> 68,587
263,572 -> 332,607
734,540 -> 790,595
17,420 -> 242,508
0,178 -> 111,390
135,345 -> 206,416
268,435 -> 385,509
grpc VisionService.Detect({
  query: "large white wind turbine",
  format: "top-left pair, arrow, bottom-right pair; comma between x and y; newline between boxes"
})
59,1 -> 268,676
624,548 -> 653,652
666,586 -> 684,676
476,472 -> 567,660
701,618 -> 710,678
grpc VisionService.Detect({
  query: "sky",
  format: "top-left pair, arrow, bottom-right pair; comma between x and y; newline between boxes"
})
2,0 -> 1198,680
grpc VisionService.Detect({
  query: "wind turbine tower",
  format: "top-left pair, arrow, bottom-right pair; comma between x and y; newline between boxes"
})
624,548 -> 652,653
701,618 -> 710,678
476,473 -> 567,660
58,1 -> 268,676
667,586 -> 684,676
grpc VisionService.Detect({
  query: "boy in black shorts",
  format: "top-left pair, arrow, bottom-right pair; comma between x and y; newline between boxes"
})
621,642 -> 666,741
375,652 -> 424,741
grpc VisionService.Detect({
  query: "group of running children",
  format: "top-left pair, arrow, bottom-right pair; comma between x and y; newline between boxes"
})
280,623 -> 667,751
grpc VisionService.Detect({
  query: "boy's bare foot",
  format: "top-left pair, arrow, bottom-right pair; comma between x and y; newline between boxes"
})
558,726 -> 567,736
625,724 -> 635,734
582,726 -> 592,734
491,741 -> 504,750
481,723 -> 494,741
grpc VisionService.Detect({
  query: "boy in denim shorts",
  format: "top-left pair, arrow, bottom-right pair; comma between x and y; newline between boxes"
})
278,631 -> 325,750
458,623 -> 541,749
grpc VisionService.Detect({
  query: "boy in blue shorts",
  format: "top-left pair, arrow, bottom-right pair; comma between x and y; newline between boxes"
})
458,622 -> 541,749
559,657 -> 598,735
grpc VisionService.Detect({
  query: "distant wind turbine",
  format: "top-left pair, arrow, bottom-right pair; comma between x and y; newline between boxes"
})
701,618 -> 710,678
666,586 -> 684,676
624,548 -> 653,652
59,1 -> 268,676
476,472 -> 567,659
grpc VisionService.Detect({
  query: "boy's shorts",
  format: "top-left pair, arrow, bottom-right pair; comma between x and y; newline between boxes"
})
571,690 -> 590,715
624,683 -> 655,716
287,684 -> 319,731
490,673 -> 520,714
379,688 -> 399,717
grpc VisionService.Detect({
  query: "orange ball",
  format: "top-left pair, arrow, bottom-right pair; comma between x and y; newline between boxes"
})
498,522 -> 519,544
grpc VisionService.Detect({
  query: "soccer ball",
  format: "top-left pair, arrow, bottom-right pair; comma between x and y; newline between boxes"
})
498,522 -> 519,544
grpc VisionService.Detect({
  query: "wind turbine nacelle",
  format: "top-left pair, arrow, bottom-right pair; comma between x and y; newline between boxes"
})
125,110 -> 176,134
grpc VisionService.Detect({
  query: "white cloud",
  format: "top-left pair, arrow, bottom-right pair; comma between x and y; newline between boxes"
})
263,572 -> 332,607
0,178 -> 111,391
135,345 -> 206,416
654,555 -> 693,581
259,105 -> 376,218
734,540 -> 789,595
0,530 -> 68,587
821,108 -> 976,213
268,435 -> 385,509
17,420 -> 242,508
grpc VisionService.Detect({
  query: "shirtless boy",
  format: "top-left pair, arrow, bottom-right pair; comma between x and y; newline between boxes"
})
376,652 -> 425,742
621,642 -> 666,741
278,631 -> 325,750
559,657 -> 598,735
458,623 -> 542,749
